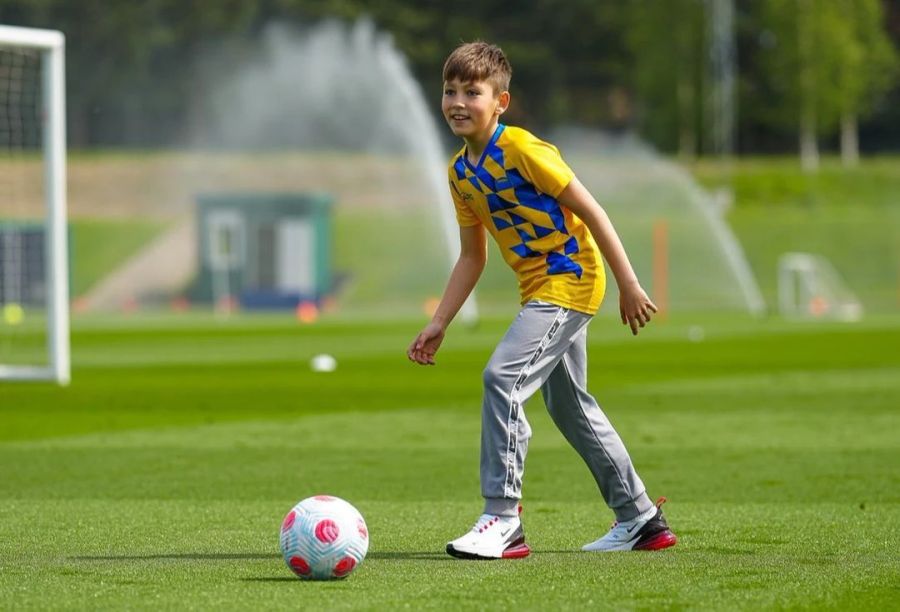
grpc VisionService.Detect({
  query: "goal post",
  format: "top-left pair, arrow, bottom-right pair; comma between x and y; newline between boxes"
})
0,25 -> 69,384
777,252 -> 863,321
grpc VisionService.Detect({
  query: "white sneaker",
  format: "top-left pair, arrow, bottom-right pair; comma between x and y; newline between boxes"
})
446,511 -> 530,559
582,497 -> 677,552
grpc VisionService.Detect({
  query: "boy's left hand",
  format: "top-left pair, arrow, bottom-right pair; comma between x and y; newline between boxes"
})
619,282 -> 658,336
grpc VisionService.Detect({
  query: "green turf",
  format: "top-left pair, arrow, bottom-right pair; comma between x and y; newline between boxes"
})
1,313 -> 898,609
692,156 -> 900,312
692,156 -> 900,210
332,208 -> 519,317
69,219 -> 169,297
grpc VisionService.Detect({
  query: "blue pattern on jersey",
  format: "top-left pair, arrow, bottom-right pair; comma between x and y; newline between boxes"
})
492,215 -> 513,230
508,169 -> 569,234
487,145 -> 505,169
453,124 -> 582,278
547,251 -> 584,278
533,223 -> 555,239
472,165 -> 497,192
507,211 -> 529,226
486,192 -> 518,213
511,243 -> 543,258
516,226 -> 535,243
453,157 -> 466,180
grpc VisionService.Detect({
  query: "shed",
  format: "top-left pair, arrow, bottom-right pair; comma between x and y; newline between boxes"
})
194,193 -> 332,308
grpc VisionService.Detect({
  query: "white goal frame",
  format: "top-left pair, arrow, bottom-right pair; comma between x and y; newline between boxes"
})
0,25 -> 69,385
777,252 -> 863,322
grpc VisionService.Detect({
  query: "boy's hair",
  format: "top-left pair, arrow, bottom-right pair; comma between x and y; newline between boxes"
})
442,41 -> 512,95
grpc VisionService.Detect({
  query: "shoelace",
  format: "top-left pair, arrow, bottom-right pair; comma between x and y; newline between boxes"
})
472,514 -> 500,534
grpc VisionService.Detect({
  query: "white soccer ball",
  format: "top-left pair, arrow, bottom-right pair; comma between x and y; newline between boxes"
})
279,495 -> 369,580
310,354 -> 337,372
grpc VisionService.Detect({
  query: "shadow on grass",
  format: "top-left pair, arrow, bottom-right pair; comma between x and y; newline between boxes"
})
71,551 -> 450,562
242,550 -> 590,580
242,552 -> 459,582
71,550 -> 588,565
368,551 -> 450,560
71,553 -> 279,561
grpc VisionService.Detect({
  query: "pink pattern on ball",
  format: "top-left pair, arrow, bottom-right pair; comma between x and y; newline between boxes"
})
281,510 -> 296,532
289,556 -> 311,576
315,519 -> 340,543
333,556 -> 357,578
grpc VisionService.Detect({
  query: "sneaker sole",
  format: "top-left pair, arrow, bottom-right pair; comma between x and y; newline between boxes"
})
501,542 -> 531,558
446,538 -> 531,560
633,529 -> 677,551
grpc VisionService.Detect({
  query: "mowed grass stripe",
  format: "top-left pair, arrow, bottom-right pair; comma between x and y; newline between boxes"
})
0,499 -> 896,609
2,315 -> 898,442
0,316 -> 898,609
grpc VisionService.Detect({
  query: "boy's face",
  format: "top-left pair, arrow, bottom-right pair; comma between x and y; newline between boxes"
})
441,78 -> 509,141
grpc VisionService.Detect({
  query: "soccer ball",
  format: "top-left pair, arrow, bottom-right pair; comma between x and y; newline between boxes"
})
279,495 -> 369,580
310,353 -> 337,372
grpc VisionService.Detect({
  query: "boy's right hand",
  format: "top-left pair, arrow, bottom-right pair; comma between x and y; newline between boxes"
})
407,322 -> 446,365
619,281 -> 658,336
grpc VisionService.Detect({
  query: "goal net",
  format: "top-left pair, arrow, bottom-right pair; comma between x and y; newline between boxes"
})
778,252 -> 863,321
0,25 -> 69,384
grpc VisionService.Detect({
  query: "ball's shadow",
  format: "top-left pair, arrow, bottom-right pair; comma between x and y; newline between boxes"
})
242,551 -> 451,582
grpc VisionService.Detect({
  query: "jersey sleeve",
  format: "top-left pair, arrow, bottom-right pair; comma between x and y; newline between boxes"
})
448,166 -> 481,227
513,134 -> 575,198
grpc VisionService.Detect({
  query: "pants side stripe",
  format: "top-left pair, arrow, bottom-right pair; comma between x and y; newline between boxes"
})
502,305 -> 569,497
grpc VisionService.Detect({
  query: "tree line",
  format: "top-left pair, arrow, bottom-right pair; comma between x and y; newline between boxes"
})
2,0 -> 898,165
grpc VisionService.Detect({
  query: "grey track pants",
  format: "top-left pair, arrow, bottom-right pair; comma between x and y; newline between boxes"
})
480,300 -> 654,522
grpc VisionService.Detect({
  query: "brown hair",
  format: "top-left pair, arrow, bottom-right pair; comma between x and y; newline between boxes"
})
442,41 -> 512,95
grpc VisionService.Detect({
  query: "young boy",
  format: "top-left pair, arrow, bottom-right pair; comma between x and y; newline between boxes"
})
407,41 -> 676,559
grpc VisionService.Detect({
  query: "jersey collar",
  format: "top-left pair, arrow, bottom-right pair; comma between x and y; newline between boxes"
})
463,123 -> 506,173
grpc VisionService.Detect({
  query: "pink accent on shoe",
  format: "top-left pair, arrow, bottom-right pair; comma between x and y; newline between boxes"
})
634,530 -> 677,551
479,517 -> 499,533
502,542 -> 531,559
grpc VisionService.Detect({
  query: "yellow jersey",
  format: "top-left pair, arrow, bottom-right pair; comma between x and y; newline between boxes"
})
448,124 -> 605,314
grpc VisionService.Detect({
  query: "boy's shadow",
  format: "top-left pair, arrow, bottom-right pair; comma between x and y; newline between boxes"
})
73,550 -> 578,564
71,553 -> 278,561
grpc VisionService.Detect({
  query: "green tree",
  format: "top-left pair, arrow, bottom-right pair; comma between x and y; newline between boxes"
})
829,0 -> 898,166
623,0 -> 706,157
1,0 -> 259,146
757,0 -> 825,171
757,0 -> 897,171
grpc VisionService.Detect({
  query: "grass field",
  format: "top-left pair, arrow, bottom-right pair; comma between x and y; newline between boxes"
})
70,219 -> 169,297
695,156 -> 900,312
1,313 -> 898,609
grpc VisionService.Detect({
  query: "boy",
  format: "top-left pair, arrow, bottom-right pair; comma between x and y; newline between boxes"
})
407,41 -> 676,559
